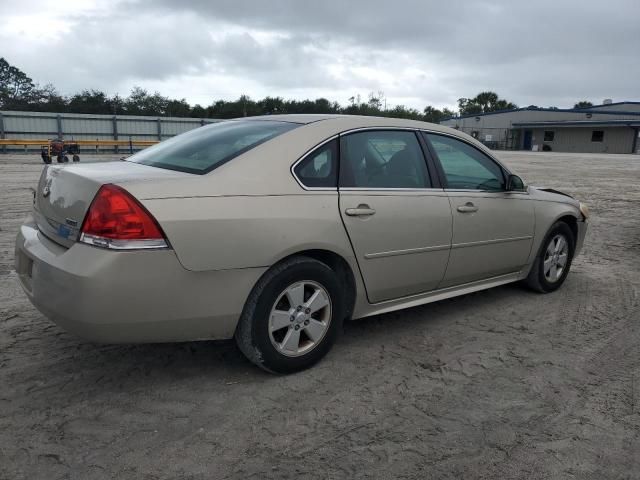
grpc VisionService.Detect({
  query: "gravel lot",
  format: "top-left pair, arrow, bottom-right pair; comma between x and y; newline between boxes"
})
0,151 -> 638,479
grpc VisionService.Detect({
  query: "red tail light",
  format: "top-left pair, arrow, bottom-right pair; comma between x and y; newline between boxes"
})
79,184 -> 168,250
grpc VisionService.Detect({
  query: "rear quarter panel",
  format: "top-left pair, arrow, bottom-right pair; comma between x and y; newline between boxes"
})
143,193 -> 357,272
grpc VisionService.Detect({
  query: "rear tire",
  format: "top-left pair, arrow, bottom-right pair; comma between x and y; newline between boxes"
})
524,221 -> 575,293
235,256 -> 344,374
72,154 -> 80,162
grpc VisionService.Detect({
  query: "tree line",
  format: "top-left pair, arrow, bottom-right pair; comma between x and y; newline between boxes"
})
1,57 -> 594,121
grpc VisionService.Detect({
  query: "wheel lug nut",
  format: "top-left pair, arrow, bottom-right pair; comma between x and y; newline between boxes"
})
297,306 -> 302,312
294,325 -> 300,330
305,308 -> 311,314
290,315 -> 295,322
304,320 -> 309,325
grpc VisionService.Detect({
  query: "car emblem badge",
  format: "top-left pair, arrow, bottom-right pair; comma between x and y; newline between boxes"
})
42,179 -> 52,198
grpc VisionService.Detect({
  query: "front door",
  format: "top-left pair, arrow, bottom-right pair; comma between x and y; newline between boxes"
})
339,130 -> 452,303
424,133 -> 535,287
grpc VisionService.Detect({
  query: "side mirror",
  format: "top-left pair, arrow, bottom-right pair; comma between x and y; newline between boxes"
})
506,174 -> 526,192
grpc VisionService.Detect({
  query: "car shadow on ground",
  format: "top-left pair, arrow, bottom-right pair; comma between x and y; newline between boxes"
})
11,280 -> 540,394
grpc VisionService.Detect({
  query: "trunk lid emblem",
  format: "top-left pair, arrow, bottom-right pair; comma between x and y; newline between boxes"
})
42,179 -> 52,198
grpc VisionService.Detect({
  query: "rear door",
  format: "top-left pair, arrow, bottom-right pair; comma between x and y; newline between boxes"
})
423,132 -> 535,287
338,130 -> 452,303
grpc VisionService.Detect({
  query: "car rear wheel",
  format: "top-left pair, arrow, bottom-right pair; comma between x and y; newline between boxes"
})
525,221 -> 575,293
235,256 -> 344,373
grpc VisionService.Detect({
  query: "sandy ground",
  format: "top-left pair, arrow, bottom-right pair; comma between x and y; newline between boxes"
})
0,151 -> 638,479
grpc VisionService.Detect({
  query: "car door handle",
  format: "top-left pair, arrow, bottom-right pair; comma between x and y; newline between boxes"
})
345,205 -> 376,217
457,202 -> 479,213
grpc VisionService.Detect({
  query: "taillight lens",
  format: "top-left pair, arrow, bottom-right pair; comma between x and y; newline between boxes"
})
79,184 -> 168,250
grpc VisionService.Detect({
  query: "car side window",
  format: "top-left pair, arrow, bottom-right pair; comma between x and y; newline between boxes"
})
425,134 -> 505,191
340,131 -> 431,188
293,139 -> 338,188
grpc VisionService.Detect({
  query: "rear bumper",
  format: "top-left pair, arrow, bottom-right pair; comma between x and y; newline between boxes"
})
14,216 -> 266,343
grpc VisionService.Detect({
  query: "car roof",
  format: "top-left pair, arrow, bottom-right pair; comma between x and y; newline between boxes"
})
237,113 -> 490,157
238,114 -> 342,124
235,113 -> 446,130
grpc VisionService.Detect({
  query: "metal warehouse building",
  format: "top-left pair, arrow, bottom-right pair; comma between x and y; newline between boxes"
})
0,110 -> 220,153
440,101 -> 640,154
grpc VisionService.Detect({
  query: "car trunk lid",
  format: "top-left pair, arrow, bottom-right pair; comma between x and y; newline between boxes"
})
34,161 -> 190,248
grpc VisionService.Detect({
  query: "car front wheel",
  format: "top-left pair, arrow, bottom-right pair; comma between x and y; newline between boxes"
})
525,221 -> 575,293
235,256 -> 344,373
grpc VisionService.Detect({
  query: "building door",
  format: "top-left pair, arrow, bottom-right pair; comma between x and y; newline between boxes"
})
523,130 -> 533,150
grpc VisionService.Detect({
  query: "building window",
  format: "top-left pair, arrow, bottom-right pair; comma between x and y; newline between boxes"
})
544,131 -> 555,142
591,130 -> 604,142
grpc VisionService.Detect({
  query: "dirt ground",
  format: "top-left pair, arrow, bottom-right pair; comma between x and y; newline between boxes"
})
0,151 -> 638,479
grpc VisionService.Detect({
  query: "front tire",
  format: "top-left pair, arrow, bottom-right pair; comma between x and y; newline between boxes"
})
525,221 -> 575,293
235,256 -> 345,374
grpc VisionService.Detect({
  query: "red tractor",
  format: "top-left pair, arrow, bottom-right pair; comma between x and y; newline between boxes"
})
40,140 -> 80,164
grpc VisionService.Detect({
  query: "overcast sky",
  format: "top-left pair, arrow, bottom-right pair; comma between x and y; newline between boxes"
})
1,0 -> 638,111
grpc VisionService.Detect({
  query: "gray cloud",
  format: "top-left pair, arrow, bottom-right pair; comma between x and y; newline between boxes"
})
1,0 -> 638,110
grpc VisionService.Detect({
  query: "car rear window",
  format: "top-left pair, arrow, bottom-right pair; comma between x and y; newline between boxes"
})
127,120 -> 299,174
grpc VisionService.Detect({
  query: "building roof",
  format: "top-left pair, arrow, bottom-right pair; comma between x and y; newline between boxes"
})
442,103 -> 640,122
513,119 -> 640,128
573,101 -> 640,110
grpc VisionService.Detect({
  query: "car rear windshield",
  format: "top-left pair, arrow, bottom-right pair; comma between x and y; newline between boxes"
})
127,120 -> 299,174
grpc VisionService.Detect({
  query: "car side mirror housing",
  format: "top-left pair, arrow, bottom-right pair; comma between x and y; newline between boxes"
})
506,174 -> 526,192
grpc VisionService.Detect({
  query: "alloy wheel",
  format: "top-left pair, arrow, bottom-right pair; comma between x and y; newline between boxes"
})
268,280 -> 332,357
543,234 -> 569,283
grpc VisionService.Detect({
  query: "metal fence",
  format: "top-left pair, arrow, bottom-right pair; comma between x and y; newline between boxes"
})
0,110 -> 220,153
451,127 -> 521,150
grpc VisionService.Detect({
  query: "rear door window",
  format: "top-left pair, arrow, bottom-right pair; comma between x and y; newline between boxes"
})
339,131 -> 431,188
128,120 -> 299,174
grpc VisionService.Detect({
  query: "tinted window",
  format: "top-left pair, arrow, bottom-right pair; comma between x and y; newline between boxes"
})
340,131 -> 430,188
544,130 -> 555,142
426,134 -> 505,191
293,139 -> 338,188
128,120 -> 298,174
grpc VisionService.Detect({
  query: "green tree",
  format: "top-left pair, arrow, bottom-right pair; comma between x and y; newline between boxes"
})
0,57 -> 40,109
166,98 -> 192,117
258,96 -> 285,114
67,89 -> 111,114
190,104 -> 207,117
574,101 -> 593,109
31,83 -> 67,112
458,91 -> 517,115
423,106 -> 455,123
383,105 -> 422,120
124,87 -> 170,115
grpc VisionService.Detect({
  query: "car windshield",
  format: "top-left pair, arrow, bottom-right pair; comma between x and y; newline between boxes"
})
127,120 -> 299,174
